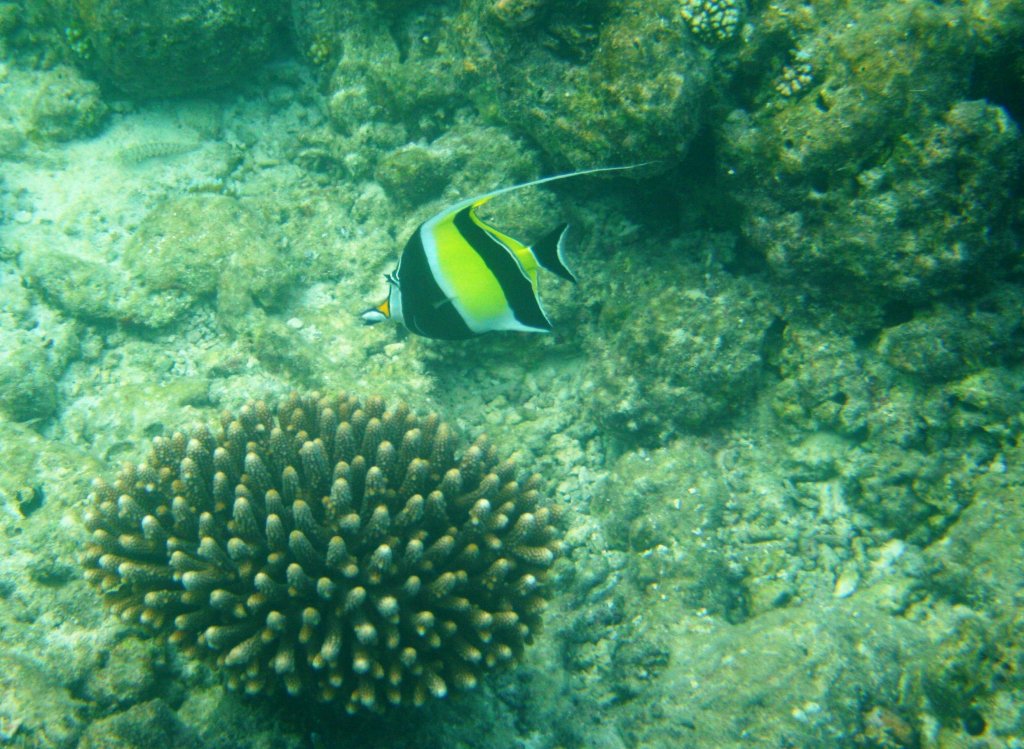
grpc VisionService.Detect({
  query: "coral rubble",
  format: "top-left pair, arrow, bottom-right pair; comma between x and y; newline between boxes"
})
82,392 -> 561,713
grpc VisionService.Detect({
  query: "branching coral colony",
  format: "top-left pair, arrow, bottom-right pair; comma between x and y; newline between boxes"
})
82,392 -> 562,713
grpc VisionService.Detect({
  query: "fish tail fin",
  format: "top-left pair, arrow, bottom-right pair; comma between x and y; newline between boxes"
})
531,224 -> 576,283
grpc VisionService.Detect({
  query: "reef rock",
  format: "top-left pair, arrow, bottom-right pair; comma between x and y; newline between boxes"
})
454,0 -> 715,167
64,0 -> 283,97
587,238 -> 776,444
123,194 -> 294,328
719,0 -> 1024,329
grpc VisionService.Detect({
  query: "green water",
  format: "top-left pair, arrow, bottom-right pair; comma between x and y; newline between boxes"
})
0,0 -> 1022,747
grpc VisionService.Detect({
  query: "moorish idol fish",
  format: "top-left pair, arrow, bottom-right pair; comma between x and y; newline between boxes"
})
360,164 -> 644,340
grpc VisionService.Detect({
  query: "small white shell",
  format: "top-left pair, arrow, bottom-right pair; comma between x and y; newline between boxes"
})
833,568 -> 859,599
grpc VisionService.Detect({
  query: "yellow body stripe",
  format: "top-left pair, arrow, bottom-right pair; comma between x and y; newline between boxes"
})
431,206 -> 520,325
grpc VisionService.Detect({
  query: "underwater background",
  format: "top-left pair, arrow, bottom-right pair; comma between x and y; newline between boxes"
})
1,0 -> 1022,746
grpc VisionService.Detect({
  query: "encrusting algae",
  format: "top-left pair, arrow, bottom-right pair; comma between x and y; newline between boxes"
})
81,392 -> 562,713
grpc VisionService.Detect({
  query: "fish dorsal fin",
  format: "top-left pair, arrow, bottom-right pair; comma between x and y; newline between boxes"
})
430,163 -> 652,226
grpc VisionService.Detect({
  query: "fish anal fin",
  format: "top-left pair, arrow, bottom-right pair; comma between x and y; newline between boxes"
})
530,224 -> 576,283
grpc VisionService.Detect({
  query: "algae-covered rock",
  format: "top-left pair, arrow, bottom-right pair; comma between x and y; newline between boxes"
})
0,331 -> 60,422
455,0 -> 714,167
67,0 -> 282,98
0,650 -> 86,749
728,0 -> 974,180
921,611 -> 996,725
720,0 -> 1024,329
0,119 -> 24,158
594,444 -> 746,622
388,123 -> 545,212
123,195 -> 294,326
59,378 -> 210,460
965,0 -> 1024,46
924,432 -> 1024,622
21,247 -> 190,328
636,585 -> 989,747
842,441 -> 971,541
588,242 -> 775,443
176,686 -> 306,749
83,636 -> 166,710
301,0 -> 713,167
0,2 -> 20,37
945,367 -> 1024,428
374,144 -> 445,206
77,699 -> 200,749
27,64 -> 107,142
876,285 -> 1024,382
771,325 -> 874,436
767,318 -> 1017,541
0,62 -> 106,152
0,283 -> 80,423
0,418 -> 104,515
298,1 -> 467,136
726,97 -> 1022,328
240,312 -> 320,383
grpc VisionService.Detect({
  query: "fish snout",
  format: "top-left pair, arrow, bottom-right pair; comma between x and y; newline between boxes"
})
360,297 -> 392,325
360,308 -> 388,325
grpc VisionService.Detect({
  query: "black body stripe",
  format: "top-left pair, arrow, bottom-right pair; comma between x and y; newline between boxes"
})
452,207 -> 551,331
398,225 -> 475,340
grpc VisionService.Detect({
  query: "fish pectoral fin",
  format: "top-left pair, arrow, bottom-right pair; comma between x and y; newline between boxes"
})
432,295 -> 457,310
530,224 -> 576,283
